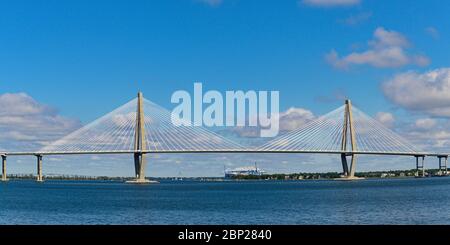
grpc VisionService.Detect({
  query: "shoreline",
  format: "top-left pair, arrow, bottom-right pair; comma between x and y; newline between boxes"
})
2,168 -> 449,182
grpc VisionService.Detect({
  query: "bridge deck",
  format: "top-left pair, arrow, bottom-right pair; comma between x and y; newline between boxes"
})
0,150 -> 445,157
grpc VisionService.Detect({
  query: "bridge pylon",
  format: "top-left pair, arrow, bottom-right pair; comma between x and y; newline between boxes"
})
339,100 -> 360,180
127,92 -> 156,184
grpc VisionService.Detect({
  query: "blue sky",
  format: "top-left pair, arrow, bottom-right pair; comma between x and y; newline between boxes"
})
1,0 -> 450,177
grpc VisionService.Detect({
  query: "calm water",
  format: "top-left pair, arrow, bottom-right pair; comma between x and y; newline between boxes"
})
1,177 -> 450,224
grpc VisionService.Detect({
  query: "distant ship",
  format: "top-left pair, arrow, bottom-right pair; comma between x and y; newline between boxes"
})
224,162 -> 266,178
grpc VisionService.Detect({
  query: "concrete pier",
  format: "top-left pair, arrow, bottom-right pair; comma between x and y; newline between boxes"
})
438,156 -> 448,176
340,153 -> 349,176
36,154 -> 43,182
415,155 -> 425,177
127,152 -> 155,184
1,155 -> 7,182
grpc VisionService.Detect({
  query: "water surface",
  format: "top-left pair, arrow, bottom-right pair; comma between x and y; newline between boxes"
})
1,178 -> 450,224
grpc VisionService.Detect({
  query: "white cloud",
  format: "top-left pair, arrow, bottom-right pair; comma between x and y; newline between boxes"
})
0,93 -> 53,116
279,107 -> 315,131
382,68 -> 450,117
370,27 -> 410,48
365,112 -> 448,153
230,107 -> 315,139
112,112 -> 137,126
403,119 -> 450,151
302,0 -> 360,7
415,118 -> 436,130
0,93 -> 81,151
326,27 -> 430,69
375,112 -> 395,128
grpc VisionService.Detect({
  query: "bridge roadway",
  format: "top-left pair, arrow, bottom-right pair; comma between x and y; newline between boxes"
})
0,150 -> 448,157
1,150 -> 448,182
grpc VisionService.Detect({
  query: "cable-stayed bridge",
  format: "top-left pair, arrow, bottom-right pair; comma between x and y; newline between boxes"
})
1,93 -> 448,183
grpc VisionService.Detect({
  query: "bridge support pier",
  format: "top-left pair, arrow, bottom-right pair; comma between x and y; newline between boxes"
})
36,154 -> 43,182
349,154 -> 357,178
438,156 -> 448,176
1,155 -> 7,182
132,152 -> 151,183
340,153 -> 358,179
415,155 -> 425,178
340,153 -> 349,176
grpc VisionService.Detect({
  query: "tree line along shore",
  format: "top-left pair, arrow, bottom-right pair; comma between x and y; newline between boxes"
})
2,168 -> 449,181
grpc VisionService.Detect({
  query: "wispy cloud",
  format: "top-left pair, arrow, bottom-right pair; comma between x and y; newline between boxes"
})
326,27 -> 430,69
375,112 -> 395,128
338,12 -> 372,26
425,26 -> 439,40
196,0 -> 223,7
315,89 -> 348,104
301,0 -> 360,7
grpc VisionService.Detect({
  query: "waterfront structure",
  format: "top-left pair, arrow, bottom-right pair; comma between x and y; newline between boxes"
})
224,163 -> 266,178
0,93 -> 448,183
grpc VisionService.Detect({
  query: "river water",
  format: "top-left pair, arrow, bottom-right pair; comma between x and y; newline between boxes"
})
1,177 -> 450,224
